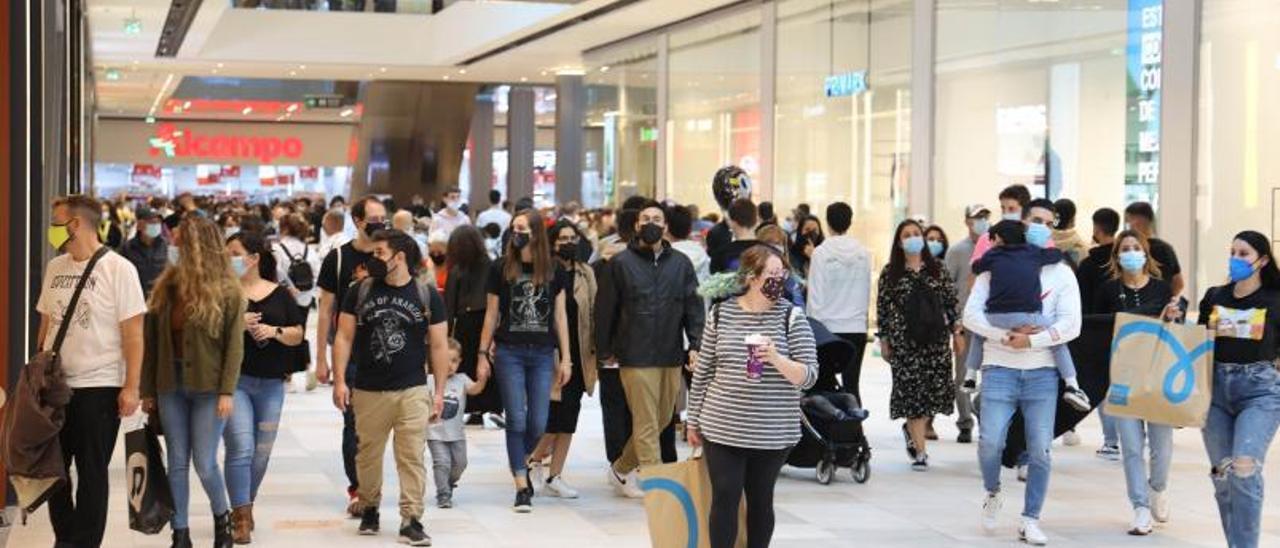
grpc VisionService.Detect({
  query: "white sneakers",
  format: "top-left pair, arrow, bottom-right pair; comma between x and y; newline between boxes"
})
607,468 -> 645,499
1150,489 -> 1170,523
544,476 -> 580,499
527,460 -> 545,496
981,491 -> 1003,533
1019,518 -> 1049,545
1061,430 -> 1081,447
1128,507 -> 1154,536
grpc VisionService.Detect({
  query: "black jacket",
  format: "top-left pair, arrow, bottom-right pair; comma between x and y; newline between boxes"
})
121,235 -> 169,297
1076,244 -> 1112,315
596,241 -> 705,368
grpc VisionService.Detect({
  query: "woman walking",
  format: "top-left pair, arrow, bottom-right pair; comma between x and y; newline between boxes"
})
1196,231 -> 1280,548
528,220 -> 598,498
477,209 -> 574,512
687,245 -> 818,548
224,231 -> 307,543
444,225 -> 502,421
876,219 -> 959,471
142,215 -> 246,548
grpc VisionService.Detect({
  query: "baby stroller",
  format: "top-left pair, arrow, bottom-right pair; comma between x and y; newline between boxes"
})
786,318 -> 872,485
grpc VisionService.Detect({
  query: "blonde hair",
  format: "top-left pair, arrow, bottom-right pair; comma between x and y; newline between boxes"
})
149,215 -> 242,335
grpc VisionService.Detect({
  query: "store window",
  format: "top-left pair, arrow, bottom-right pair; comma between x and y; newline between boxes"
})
585,41 -> 660,208
1196,0 -> 1280,286
934,0 -> 1129,241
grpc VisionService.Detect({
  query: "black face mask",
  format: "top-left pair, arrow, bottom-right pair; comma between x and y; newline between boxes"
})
557,244 -> 577,262
511,232 -> 531,250
363,221 -> 386,238
761,275 -> 787,302
429,254 -> 446,266
366,257 -> 389,279
639,223 -> 664,245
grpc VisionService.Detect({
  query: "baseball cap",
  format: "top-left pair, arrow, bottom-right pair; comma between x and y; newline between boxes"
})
965,204 -> 991,218
136,206 -> 160,220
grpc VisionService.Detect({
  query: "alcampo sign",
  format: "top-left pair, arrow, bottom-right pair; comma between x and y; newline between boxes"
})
148,123 -> 304,164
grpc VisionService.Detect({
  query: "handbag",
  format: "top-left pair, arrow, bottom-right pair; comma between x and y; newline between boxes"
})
639,452 -> 747,548
126,420 -> 175,534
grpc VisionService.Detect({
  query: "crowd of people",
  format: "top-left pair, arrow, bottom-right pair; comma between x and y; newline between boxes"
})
28,169 -> 1280,548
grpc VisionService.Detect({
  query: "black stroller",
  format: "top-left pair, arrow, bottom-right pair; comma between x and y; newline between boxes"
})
786,318 -> 872,485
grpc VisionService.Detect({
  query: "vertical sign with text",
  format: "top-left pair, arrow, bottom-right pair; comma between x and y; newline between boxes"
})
1125,0 -> 1163,204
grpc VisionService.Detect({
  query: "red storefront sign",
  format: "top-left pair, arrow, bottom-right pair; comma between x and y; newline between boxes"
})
148,123 -> 304,164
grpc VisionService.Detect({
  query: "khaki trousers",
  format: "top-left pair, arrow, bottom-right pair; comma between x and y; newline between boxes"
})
613,366 -> 682,474
352,386 -> 431,520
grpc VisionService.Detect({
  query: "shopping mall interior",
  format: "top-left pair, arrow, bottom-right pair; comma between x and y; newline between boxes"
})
2,0 -> 1280,546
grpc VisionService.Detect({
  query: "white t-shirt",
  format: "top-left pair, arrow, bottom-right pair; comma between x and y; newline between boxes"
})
36,249 -> 147,388
274,236 -> 319,308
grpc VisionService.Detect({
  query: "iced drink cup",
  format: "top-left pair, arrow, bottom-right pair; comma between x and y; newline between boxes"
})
745,334 -> 768,381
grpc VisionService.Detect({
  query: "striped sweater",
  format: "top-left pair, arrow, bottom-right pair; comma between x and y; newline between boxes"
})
687,298 -> 819,450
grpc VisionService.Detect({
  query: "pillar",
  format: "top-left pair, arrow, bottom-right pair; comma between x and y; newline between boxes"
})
469,92 -> 494,211
909,0 -> 936,220
507,86 -> 536,203
555,74 -> 585,205
1159,0 -> 1200,300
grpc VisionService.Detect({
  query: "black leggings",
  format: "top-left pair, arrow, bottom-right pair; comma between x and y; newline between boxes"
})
704,441 -> 791,548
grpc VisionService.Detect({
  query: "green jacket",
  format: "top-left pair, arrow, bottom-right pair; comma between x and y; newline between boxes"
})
141,294 -> 246,397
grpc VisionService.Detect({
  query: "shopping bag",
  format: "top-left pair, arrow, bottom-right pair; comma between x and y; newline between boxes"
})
639,456 -> 746,548
126,421 -> 175,534
1105,312 -> 1214,427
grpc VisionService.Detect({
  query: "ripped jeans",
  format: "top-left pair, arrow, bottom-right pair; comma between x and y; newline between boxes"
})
224,375 -> 287,507
1202,362 -> 1280,548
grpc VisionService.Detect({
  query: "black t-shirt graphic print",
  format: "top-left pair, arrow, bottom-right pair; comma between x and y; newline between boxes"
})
487,260 -> 562,348
341,279 -> 446,391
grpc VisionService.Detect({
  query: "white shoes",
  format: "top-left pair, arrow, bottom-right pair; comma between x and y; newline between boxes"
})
545,476 -> 580,499
1150,489 -> 1170,523
607,468 -> 645,499
1019,518 -> 1049,545
1061,430 -> 1081,447
527,460 -> 545,496
981,491 -> 1003,533
1128,507 -> 1154,536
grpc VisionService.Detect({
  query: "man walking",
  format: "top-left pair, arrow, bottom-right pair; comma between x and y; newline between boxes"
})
1123,202 -> 1183,296
943,204 -> 990,443
38,195 -> 147,548
332,229 -> 449,546
806,202 -> 871,402
597,201 -> 705,498
120,206 -> 169,297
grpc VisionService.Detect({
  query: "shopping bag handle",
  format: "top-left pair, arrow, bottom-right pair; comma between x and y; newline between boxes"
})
688,446 -> 704,461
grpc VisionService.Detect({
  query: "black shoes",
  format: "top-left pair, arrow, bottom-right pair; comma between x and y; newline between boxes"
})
902,423 -> 917,459
513,487 -> 534,513
359,507 -> 380,535
957,428 -> 973,444
398,518 -> 432,546
170,528 -> 193,548
213,511 -> 234,548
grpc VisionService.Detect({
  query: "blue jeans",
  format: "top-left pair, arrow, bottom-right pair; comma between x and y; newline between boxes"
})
966,313 -> 1076,381
224,375 -> 286,507
1201,362 -> 1280,548
1100,408 -> 1120,447
158,388 -> 230,529
1116,417 -> 1172,509
978,366 -> 1059,520
494,343 -> 555,475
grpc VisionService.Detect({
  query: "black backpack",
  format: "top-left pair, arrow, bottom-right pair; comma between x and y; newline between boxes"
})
279,243 -> 315,291
905,274 -> 946,345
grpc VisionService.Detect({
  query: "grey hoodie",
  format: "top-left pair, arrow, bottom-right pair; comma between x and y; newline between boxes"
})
806,234 -> 872,333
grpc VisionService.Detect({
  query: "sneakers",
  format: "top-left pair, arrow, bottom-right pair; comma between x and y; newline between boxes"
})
1061,430 -> 1081,447
513,487 -> 534,513
911,454 -> 929,472
483,413 -> 506,430
398,519 -> 432,546
545,476 -> 580,499
1062,387 -> 1091,412
346,487 -> 363,518
1096,444 -> 1121,461
1128,507 -> 1153,536
902,424 -> 918,460
981,491 -> 1003,532
1016,464 -> 1028,483
358,507 -> 380,536
1019,517 -> 1049,545
527,459 -> 545,496
436,494 -> 453,509
608,468 -> 644,499
961,378 -> 978,394
1150,489 -> 1170,523
957,428 -> 973,444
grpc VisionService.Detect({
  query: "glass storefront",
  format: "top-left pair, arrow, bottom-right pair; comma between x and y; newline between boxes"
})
585,42 -> 660,208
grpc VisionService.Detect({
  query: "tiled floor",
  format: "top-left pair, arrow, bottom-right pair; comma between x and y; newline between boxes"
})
5,354 -> 1279,547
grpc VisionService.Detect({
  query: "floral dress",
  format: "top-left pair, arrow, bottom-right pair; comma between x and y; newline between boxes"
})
876,265 -> 959,420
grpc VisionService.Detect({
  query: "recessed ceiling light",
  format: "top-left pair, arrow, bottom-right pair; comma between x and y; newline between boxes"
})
458,68 -> 467,75
379,67 -> 387,73
216,62 -> 224,68
286,103 -> 298,112
600,66 -> 610,72
289,70 -> 297,76
299,64 -> 307,70
339,108 -> 354,117
520,77 -> 528,82
242,106 -> 253,115
541,70 -> 548,76
443,75 -> 450,80
212,69 -> 219,74
183,101 -> 191,109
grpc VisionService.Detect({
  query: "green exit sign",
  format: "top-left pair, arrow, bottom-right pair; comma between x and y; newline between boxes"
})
105,68 -> 122,81
639,127 -> 658,142
124,17 -> 142,35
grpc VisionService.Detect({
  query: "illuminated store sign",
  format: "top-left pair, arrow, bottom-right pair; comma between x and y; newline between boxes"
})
824,71 -> 868,98
147,123 -> 304,164
1125,0 -> 1162,194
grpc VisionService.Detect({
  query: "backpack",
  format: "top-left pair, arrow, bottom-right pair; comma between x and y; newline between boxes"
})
279,242 -> 315,291
904,274 -> 946,345
353,278 -> 434,326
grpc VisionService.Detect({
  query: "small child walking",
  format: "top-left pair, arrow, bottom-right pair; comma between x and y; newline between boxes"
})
427,338 -> 489,508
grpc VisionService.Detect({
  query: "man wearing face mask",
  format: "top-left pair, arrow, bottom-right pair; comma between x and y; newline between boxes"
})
315,195 -> 387,516
122,206 -> 170,297
597,201 -> 705,497
1077,208 -> 1121,315
943,204 -> 990,442
430,187 -> 471,240
970,184 -> 1034,264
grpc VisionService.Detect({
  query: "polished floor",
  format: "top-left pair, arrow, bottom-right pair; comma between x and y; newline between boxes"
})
4,352 -> 1278,547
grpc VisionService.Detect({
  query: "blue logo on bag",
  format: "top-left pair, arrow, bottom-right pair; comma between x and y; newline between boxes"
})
1111,320 -> 1214,404
640,478 -> 699,548
1108,384 -> 1131,406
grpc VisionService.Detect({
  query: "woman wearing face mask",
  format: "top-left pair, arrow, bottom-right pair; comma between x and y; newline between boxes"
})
876,219 -> 960,470
476,209 -> 574,512
686,245 -> 818,548
527,220 -> 598,499
141,215 -> 246,548
223,231 -> 306,544
756,224 -> 806,308
788,215 -> 825,278
1194,231 -> 1280,548
1091,230 -> 1180,535
925,225 -> 950,260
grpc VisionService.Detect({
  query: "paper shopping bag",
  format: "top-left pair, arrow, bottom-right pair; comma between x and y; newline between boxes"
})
639,457 -> 746,548
126,422 -> 174,534
1105,312 -> 1214,427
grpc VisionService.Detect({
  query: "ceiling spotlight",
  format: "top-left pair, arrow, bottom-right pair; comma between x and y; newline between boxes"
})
124,15 -> 142,35
520,77 -> 528,82
286,103 -> 298,112
379,67 -> 387,73
599,66 -> 610,72
183,100 -> 192,109
298,64 -> 307,70
458,68 -> 468,75
212,69 -> 219,74
289,71 -> 297,76
216,62 -> 224,68
443,75 -> 450,80
541,70 -> 548,76
339,108 -> 354,117
242,106 -> 253,115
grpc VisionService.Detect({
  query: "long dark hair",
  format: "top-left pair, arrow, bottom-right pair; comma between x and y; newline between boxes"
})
447,225 -> 489,279
1234,231 -> 1280,290
886,219 -> 940,283
925,225 -> 950,259
550,219 -> 588,265
227,230 -> 278,282
503,209 -> 553,286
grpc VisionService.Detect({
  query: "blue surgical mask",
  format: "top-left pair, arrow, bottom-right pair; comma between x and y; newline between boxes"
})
144,223 -> 163,239
927,240 -> 944,258
972,218 -> 990,236
167,246 -> 180,265
902,236 -> 924,255
1026,223 -> 1052,248
231,256 -> 249,277
1229,256 -> 1258,283
1119,250 -> 1147,273
1002,212 -> 1022,222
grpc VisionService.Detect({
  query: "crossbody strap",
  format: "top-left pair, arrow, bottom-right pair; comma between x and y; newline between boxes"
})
51,246 -> 111,356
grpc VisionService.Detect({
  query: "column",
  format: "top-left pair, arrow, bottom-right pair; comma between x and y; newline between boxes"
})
555,73 -> 585,205
758,1 -> 777,201
507,86 -> 536,203
469,92 -> 495,211
1158,0 -> 1200,299
909,0 -> 936,220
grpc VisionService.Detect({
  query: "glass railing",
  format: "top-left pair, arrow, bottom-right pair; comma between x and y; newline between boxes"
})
230,0 -> 584,15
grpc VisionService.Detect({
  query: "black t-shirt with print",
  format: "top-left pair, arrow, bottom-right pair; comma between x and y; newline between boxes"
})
341,279 -> 446,391
1198,284 -> 1280,364
319,242 -> 374,315
486,260 -> 562,348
